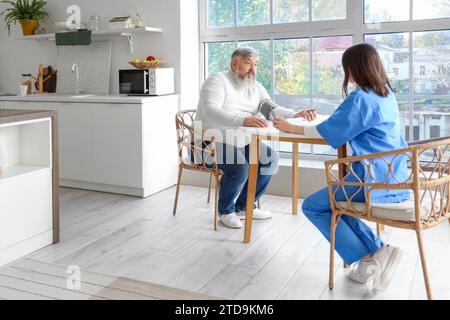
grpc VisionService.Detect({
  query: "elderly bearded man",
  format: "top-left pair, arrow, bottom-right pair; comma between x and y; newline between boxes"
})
195,47 -> 316,229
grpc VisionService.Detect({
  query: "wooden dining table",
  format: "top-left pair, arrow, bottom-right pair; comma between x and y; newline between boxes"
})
241,126 -> 347,244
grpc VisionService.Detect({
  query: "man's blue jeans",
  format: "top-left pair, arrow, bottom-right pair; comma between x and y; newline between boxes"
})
216,142 -> 278,215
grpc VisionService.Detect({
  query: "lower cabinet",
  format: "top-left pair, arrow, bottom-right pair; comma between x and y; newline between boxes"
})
2,96 -> 179,197
0,169 -> 53,265
91,104 -> 142,188
0,115 -> 55,266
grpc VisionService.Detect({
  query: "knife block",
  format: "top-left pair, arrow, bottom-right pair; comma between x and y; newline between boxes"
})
32,64 -> 57,94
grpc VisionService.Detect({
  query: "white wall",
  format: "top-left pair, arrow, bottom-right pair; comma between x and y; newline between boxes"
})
179,0 -> 200,110
0,0 -> 199,106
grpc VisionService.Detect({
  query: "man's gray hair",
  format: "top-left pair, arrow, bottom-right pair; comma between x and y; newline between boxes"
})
231,47 -> 259,60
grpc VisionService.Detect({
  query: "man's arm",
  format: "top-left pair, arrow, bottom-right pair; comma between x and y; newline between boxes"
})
257,83 -> 315,120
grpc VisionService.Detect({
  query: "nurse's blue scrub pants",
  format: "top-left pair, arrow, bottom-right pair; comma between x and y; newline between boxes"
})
302,187 -> 383,265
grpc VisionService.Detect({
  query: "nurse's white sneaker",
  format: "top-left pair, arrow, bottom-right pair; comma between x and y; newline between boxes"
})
219,213 -> 242,229
348,260 -> 374,284
236,208 -> 272,220
348,244 -> 403,296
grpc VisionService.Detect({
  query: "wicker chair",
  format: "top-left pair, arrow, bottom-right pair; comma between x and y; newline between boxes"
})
173,109 -> 223,230
325,138 -> 450,300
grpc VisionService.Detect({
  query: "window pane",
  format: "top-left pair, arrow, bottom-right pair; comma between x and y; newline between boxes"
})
413,30 -> 450,95
208,0 -> 235,28
413,98 -> 450,141
365,33 -> 410,95
274,0 -> 309,23
313,36 -> 353,95
238,40 -> 272,92
413,0 -> 450,20
237,0 -> 270,26
273,95 -> 310,111
313,96 -> 341,115
274,95 -> 311,153
364,0 -> 409,23
397,97 -> 411,141
274,38 -> 310,96
313,0 -> 346,21
312,96 -> 340,155
206,42 -> 235,75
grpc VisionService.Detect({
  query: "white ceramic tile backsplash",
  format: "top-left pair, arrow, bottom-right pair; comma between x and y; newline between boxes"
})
56,41 -> 112,94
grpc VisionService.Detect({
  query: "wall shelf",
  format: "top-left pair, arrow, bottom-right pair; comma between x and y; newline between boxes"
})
15,26 -> 163,54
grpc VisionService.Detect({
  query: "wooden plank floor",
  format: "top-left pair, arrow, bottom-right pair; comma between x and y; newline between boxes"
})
1,186 -> 450,300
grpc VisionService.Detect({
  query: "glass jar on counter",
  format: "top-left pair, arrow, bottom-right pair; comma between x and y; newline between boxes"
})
21,74 -> 32,95
89,15 -> 100,31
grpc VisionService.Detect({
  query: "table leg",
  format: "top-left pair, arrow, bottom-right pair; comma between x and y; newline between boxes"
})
292,143 -> 299,215
51,113 -> 60,244
338,144 -> 350,269
244,134 -> 259,243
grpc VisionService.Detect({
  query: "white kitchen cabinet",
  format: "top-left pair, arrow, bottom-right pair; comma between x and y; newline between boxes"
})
0,110 -> 59,267
91,103 -> 142,188
141,99 -> 179,196
2,101 -> 91,182
55,103 -> 91,182
1,95 -> 179,197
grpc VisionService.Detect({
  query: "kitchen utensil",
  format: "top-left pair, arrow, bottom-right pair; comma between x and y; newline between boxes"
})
32,65 -> 57,93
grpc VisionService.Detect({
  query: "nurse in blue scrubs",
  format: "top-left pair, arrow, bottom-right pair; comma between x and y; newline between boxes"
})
273,43 -> 407,294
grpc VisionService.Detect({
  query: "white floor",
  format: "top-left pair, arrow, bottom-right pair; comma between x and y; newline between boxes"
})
2,185 -> 450,300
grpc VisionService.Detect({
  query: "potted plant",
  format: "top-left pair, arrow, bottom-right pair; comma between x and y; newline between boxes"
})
0,0 -> 48,36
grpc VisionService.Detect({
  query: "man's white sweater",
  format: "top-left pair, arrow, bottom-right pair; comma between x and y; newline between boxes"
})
195,70 -> 297,146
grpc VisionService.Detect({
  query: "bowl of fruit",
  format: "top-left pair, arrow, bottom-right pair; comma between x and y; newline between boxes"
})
129,56 -> 163,69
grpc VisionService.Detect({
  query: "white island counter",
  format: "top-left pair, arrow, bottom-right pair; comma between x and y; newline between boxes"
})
0,93 -> 174,104
0,94 -> 180,198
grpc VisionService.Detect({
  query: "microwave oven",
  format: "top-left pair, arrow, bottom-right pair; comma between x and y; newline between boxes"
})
119,68 -> 174,95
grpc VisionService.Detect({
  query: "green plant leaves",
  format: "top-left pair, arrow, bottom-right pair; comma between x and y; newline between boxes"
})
0,0 -> 48,35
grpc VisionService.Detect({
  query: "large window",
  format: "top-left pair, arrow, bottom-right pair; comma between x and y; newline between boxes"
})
207,0 -> 348,27
201,0 -> 450,156
366,30 -> 450,141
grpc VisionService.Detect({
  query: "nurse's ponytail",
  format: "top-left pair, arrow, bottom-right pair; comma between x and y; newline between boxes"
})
341,43 -> 395,98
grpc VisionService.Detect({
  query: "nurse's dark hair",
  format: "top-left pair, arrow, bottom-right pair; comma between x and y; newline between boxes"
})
341,43 -> 395,97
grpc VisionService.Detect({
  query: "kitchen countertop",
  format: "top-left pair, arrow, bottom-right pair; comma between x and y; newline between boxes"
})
0,93 -> 178,104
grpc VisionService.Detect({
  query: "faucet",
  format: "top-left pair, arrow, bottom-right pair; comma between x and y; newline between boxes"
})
71,63 -> 80,95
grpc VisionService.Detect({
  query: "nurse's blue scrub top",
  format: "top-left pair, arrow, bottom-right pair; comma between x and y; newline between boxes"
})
317,88 -> 410,204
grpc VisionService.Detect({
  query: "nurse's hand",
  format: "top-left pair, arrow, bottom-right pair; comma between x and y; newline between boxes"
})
295,108 -> 317,121
244,116 -> 268,128
273,118 -> 293,133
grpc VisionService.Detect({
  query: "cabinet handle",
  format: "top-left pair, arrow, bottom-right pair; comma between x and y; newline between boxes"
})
143,71 -> 149,93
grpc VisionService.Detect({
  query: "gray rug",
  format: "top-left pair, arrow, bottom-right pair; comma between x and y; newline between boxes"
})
0,258 -> 220,300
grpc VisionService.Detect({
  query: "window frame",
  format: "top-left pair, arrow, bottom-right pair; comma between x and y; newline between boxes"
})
199,0 -> 450,160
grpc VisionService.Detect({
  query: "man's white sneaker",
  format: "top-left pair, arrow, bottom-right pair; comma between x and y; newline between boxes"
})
219,213 -> 242,229
348,244 -> 402,295
236,208 -> 272,220
348,260 -> 374,284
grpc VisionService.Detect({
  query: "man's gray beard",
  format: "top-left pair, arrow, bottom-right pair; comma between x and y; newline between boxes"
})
231,70 -> 256,88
